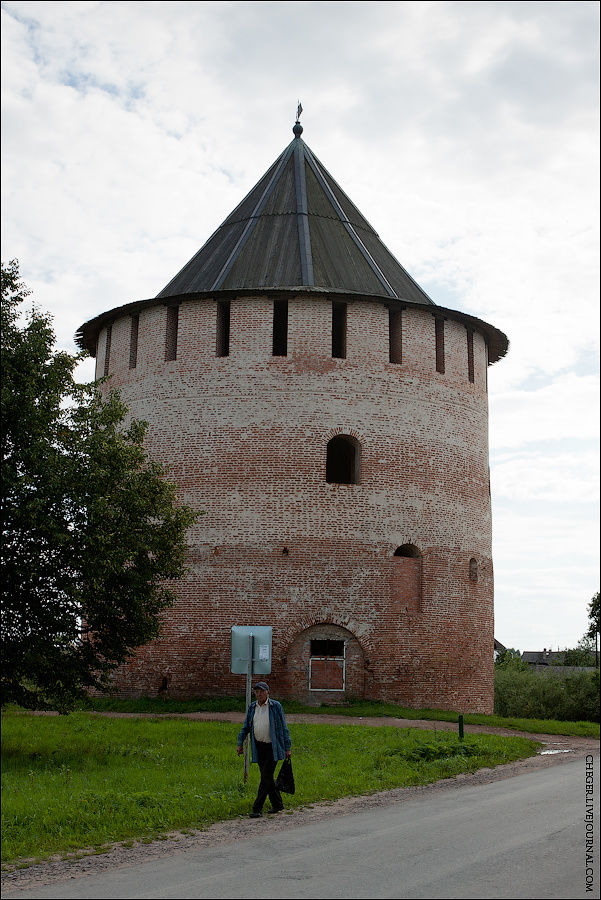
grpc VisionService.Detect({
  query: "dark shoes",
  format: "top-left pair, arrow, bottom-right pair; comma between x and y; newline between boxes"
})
250,806 -> 283,818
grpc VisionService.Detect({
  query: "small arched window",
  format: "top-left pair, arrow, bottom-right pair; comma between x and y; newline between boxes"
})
469,557 -> 478,583
394,544 -> 421,559
393,544 -> 422,609
326,435 -> 361,485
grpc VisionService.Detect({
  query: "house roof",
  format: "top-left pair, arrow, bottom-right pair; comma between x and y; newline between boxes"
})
522,651 -> 566,665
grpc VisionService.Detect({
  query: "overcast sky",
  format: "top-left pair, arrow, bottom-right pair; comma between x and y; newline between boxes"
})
2,0 -> 599,652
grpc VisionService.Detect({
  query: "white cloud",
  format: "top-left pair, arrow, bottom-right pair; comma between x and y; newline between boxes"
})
491,448 -> 599,503
2,0 -> 599,650
492,505 -> 599,649
489,373 -> 600,448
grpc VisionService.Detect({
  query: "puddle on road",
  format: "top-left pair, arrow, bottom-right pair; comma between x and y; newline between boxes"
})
539,749 -> 574,755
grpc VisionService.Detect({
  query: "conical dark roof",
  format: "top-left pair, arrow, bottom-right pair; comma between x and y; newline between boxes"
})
156,123 -> 434,305
76,123 -> 509,363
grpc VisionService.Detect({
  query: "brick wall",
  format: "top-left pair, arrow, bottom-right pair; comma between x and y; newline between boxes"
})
99,293 -> 496,713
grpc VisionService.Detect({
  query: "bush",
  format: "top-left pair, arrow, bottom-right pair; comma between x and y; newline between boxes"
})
495,666 -> 599,722
495,648 -> 528,671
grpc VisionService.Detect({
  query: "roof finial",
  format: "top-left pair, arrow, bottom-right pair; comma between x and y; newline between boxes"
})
293,101 -> 303,137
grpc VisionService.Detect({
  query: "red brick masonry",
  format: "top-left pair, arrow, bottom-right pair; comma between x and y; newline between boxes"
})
98,295 -> 495,713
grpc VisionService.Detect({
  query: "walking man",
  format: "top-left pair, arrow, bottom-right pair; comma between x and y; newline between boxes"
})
237,681 -> 292,818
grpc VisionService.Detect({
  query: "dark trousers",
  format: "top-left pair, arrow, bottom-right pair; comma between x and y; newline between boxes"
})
253,740 -> 283,813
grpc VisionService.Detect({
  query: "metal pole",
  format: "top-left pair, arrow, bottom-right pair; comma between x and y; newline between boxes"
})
458,714 -> 464,741
244,633 -> 254,784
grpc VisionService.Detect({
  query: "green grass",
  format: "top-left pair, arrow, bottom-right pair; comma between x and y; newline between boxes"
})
77,695 -> 248,714
77,695 -> 600,738
1,710 -> 539,866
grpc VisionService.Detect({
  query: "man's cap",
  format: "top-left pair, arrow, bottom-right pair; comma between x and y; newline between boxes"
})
254,681 -> 269,691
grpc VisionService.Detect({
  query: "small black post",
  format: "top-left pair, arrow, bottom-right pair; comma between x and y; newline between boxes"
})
458,714 -> 464,741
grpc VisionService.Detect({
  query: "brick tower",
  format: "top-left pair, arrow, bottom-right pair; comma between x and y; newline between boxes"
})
78,119 -> 508,713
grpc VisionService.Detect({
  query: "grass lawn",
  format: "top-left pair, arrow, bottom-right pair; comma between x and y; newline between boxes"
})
2,710 -> 539,866
79,695 -> 601,738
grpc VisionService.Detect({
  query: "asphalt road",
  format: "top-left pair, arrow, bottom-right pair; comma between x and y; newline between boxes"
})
4,755 -> 599,900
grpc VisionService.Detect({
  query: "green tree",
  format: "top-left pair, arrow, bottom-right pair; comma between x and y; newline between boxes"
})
494,648 -> 528,671
586,592 -> 600,640
586,591 -> 600,668
1,261 -> 197,711
562,639 -> 596,667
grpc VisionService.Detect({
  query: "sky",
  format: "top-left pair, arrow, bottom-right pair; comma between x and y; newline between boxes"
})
1,0 -> 599,652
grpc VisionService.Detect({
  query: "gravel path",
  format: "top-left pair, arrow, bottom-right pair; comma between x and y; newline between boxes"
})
2,711 -> 598,895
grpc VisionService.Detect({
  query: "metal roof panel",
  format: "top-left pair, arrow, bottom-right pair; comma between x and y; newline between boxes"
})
77,123 -> 507,364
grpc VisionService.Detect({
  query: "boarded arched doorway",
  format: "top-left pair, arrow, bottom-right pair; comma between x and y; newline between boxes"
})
285,623 -> 366,705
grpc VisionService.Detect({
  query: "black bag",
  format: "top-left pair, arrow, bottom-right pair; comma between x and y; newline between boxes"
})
275,758 -> 295,794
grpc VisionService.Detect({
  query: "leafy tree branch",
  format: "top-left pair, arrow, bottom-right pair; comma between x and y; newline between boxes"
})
1,260 -> 198,711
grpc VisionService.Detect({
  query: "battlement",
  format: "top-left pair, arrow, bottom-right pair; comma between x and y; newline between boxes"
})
94,295 -> 491,392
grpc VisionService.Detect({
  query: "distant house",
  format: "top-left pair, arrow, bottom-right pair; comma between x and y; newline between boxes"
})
494,639 -> 507,660
522,649 -> 595,677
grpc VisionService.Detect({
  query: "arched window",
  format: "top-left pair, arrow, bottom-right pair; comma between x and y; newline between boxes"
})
326,435 -> 361,484
393,544 -> 422,610
469,557 -> 478,583
394,544 -> 421,559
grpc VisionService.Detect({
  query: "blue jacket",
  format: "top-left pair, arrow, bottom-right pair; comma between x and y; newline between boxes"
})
237,699 -> 291,762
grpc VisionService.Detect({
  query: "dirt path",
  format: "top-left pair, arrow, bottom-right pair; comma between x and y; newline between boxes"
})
100,707 -> 599,740
2,712 -> 598,895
